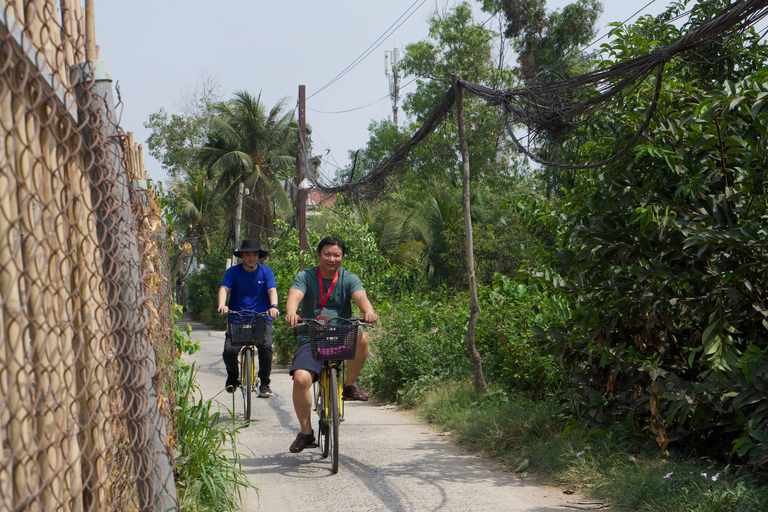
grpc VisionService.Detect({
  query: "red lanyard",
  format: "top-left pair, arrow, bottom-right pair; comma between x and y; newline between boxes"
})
318,269 -> 339,310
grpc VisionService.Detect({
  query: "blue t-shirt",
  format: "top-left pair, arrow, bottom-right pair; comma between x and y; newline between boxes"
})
221,263 -> 277,322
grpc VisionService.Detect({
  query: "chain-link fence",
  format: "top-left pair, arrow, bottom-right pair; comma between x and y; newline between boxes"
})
1,2 -> 177,511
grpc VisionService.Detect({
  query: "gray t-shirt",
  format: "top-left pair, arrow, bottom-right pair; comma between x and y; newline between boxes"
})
291,266 -> 364,346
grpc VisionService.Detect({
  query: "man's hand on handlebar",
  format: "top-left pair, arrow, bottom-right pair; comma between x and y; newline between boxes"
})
218,305 -> 229,315
285,312 -> 300,329
363,312 -> 378,324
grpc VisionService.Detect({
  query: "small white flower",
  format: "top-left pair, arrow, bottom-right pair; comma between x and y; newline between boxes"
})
712,473 -> 720,482
701,473 -> 707,478
577,451 -> 585,457
664,472 -> 674,480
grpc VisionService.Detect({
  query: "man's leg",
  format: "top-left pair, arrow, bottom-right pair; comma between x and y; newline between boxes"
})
343,331 -> 370,401
289,368 -> 317,453
292,369 -> 314,434
222,334 -> 240,391
344,330 -> 369,386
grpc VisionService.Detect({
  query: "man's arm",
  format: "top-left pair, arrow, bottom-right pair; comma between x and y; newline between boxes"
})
351,289 -> 377,324
284,288 -> 305,328
217,286 -> 230,315
267,287 -> 279,319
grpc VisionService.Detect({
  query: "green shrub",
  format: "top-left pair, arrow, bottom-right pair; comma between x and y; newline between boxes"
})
362,274 -> 563,402
186,246 -> 229,330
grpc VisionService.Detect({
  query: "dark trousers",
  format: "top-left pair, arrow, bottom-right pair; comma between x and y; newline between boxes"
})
223,322 -> 273,386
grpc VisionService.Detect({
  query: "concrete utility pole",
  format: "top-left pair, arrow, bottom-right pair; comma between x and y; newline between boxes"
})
234,181 -> 244,254
385,49 -> 402,124
297,85 -> 308,252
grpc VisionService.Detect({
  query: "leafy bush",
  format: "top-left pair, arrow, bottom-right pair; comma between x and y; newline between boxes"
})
186,246 -> 229,330
527,2 -> 768,470
363,275 -> 563,402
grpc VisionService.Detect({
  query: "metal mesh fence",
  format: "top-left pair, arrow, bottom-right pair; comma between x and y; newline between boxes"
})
0,2 -> 177,511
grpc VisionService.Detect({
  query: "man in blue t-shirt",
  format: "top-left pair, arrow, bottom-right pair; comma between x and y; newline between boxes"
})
284,236 -> 378,453
217,239 -> 279,396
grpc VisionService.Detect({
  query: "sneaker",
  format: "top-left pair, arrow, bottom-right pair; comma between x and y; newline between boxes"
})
259,385 -> 273,398
342,383 -> 368,401
225,374 -> 239,393
289,431 -> 315,453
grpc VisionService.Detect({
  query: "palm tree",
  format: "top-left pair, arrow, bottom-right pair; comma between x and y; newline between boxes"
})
174,167 -> 229,253
197,90 -> 297,242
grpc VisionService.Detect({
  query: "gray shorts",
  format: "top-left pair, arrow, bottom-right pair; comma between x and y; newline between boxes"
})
289,342 -> 323,381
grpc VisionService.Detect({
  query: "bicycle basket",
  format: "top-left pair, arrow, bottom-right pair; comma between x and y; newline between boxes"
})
308,323 -> 359,360
228,317 -> 267,346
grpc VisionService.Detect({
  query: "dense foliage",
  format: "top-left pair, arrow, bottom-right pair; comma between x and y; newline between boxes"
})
364,272 -> 562,404
529,2 -> 768,468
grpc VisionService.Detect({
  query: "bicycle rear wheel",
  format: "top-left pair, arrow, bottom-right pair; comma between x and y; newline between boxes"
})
242,348 -> 252,424
329,366 -> 340,473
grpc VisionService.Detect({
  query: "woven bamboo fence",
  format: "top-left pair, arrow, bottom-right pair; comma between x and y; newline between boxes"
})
0,1 -> 178,511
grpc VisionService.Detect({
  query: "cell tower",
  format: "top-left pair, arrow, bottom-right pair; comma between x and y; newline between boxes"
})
385,48 -> 402,124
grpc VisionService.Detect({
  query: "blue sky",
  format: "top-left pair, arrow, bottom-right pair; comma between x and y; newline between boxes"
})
96,1 -> 673,184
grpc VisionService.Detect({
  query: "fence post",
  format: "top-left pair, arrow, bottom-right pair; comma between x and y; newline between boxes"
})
73,60 -> 178,512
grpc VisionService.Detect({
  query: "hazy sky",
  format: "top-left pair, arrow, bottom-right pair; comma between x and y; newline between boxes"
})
96,1 -> 674,184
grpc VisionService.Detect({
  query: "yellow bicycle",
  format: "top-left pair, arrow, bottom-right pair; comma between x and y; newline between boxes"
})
296,317 -> 371,473
226,309 -> 269,425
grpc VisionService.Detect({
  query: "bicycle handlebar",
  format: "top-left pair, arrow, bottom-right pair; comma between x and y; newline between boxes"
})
293,317 -> 373,329
221,309 -> 272,318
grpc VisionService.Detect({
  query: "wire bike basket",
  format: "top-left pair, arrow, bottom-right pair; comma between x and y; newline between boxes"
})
308,322 -> 359,360
228,316 -> 267,346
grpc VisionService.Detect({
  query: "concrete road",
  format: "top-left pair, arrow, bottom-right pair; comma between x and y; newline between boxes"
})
181,316 -> 588,512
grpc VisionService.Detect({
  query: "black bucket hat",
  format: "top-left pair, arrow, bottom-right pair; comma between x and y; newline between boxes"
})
233,239 -> 269,258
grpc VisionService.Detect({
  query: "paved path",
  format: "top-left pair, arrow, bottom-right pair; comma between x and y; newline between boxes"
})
181,316 -> 586,512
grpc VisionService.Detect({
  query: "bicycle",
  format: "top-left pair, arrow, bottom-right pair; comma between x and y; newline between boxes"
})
294,317 -> 372,474
226,309 -> 270,425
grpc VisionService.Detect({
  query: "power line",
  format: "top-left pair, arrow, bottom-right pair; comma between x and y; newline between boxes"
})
307,0 -> 427,100
307,77 -> 418,115
307,93 -> 390,114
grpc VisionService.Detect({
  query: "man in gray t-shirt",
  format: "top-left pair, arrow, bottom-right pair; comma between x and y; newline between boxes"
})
284,236 -> 378,453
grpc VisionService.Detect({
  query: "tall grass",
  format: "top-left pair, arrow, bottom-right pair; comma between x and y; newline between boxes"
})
416,380 -> 768,512
174,362 -> 256,511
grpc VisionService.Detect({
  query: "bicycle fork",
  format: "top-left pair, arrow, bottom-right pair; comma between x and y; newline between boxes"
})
239,346 -> 258,390
314,363 -> 345,422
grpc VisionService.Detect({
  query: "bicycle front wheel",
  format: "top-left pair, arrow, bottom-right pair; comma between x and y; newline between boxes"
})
242,348 -> 252,424
317,371 -> 330,458
329,366 -> 340,474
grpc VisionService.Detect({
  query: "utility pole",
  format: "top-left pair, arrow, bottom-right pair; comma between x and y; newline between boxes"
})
385,49 -> 402,124
233,181 -> 244,262
297,85 -> 308,252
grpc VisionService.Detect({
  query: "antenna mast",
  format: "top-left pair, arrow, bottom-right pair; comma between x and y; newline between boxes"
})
385,48 -> 402,124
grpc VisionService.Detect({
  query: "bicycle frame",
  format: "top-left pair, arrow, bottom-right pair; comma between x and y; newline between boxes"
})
314,360 -> 345,425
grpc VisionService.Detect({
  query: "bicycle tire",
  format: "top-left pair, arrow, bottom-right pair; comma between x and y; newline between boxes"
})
318,372 -> 330,458
329,366 -> 340,473
243,348 -> 252,424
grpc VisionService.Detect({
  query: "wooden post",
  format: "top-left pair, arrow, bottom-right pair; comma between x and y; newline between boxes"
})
297,85 -> 308,253
452,74 -> 488,396
84,0 -> 97,60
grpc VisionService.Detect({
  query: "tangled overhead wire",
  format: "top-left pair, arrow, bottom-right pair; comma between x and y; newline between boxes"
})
304,0 -> 768,194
